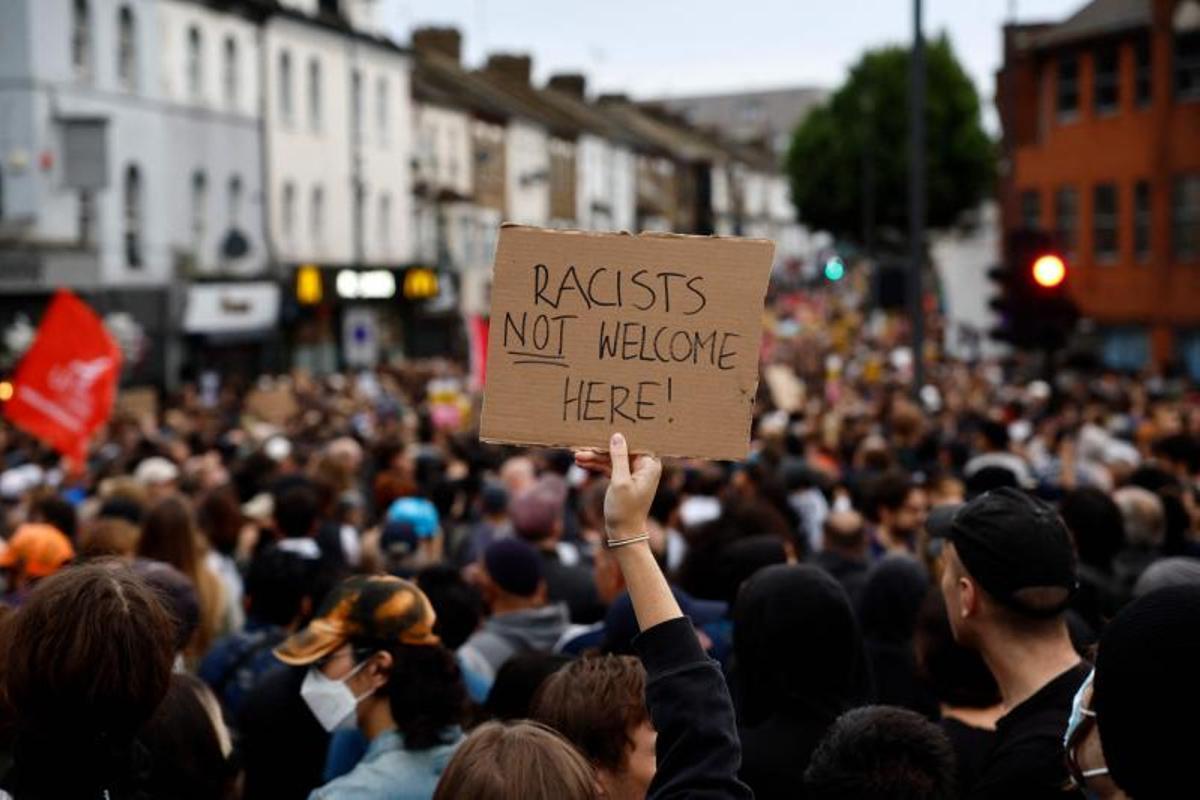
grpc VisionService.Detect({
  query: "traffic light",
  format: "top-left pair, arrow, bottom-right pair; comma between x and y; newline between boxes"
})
989,229 -> 1078,350
823,256 -> 846,282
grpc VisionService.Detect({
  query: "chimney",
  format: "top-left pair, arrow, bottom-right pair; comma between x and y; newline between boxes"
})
547,73 -> 586,99
485,53 -> 532,86
412,27 -> 462,63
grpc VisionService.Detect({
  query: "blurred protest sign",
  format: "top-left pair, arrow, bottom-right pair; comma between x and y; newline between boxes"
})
763,364 -> 805,413
481,226 -> 774,460
245,385 -> 298,425
116,387 -> 158,425
3,290 -> 121,465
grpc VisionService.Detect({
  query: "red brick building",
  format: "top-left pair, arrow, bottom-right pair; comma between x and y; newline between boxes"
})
998,0 -> 1200,373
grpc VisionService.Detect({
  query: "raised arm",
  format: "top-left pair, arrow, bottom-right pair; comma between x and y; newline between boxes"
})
577,433 -> 753,800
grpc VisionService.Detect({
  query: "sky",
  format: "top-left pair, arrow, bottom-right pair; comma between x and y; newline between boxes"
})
380,0 -> 1086,128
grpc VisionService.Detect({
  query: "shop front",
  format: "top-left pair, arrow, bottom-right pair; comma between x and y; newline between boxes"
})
285,265 -> 464,373
181,281 -> 283,382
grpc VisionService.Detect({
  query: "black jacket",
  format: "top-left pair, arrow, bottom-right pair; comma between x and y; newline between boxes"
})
634,617 -> 753,799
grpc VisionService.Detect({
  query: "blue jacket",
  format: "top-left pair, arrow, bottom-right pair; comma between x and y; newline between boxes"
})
308,728 -> 462,800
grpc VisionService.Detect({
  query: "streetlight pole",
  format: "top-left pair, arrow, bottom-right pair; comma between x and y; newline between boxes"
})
908,0 -> 927,395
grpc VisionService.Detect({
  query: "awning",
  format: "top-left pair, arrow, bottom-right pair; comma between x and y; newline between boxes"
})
183,282 -> 280,335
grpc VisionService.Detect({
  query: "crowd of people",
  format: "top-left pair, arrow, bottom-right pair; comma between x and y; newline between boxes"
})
0,283 -> 1198,799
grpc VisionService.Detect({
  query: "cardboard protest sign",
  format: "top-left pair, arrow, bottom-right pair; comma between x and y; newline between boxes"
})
245,386 -> 298,425
480,226 -> 774,460
117,387 -> 158,424
763,364 -> 805,413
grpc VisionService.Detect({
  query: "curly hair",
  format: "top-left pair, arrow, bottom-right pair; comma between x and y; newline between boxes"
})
530,654 -> 648,772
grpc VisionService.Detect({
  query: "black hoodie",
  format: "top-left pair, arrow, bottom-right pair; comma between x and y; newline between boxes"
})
731,564 -> 869,800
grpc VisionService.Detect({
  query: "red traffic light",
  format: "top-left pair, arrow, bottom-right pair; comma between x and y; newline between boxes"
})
1032,254 -> 1066,288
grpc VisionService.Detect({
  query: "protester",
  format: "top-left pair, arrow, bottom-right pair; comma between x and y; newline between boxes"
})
1065,584 -> 1200,799
913,591 -> 1002,796
532,655 -> 656,800
139,495 -> 228,656
433,721 -> 599,800
812,509 -> 870,604
273,574 -> 465,800
804,706 -> 957,800
509,478 -> 602,623
0,562 -> 175,799
141,674 -> 237,800
857,555 -> 936,715
0,523 -> 74,605
731,563 -> 866,799
200,544 -> 317,717
933,488 -> 1088,798
866,471 -> 928,557
483,652 -> 573,721
457,537 -> 573,690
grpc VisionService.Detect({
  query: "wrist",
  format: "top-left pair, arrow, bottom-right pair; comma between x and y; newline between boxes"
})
606,522 -> 647,541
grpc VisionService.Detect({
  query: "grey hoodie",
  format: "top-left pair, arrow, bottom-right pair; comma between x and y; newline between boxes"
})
457,604 -> 574,684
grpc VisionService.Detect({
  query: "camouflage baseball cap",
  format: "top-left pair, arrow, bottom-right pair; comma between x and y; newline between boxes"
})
274,574 -> 439,665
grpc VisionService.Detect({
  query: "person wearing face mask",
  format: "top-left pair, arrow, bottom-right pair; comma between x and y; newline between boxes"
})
1063,583 -> 1200,800
273,574 -> 467,800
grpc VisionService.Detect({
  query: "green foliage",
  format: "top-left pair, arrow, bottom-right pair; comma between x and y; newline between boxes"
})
786,35 -> 995,242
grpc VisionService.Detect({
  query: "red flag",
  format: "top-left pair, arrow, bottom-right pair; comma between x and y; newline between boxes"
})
3,290 -> 122,465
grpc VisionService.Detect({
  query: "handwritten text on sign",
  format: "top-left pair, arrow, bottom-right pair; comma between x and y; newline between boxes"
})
480,227 -> 774,460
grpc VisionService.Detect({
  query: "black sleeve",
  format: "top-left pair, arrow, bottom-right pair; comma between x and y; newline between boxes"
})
634,617 -> 754,800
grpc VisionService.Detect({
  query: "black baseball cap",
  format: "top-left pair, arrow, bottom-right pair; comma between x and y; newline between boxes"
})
930,487 -> 1077,618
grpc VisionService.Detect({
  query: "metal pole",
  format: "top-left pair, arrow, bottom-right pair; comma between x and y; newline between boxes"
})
908,0 -> 926,394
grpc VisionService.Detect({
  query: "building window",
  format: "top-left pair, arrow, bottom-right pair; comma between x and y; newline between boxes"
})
72,0 -> 91,79
1056,52 -> 1079,119
1177,28 -> 1200,101
124,164 -> 143,269
379,193 -> 391,252
228,175 -> 243,225
376,77 -> 388,146
186,26 -> 203,100
223,36 -> 238,109
1055,186 -> 1079,260
352,69 -> 363,140
1134,180 -> 1151,262
1094,44 -> 1119,114
78,190 -> 95,244
1020,189 -> 1041,230
282,181 -> 296,244
1093,183 -> 1119,263
279,51 -> 293,124
310,186 -> 324,250
307,58 -> 321,132
191,170 -> 207,257
117,6 -> 137,90
1136,35 -> 1153,107
1174,174 -> 1200,262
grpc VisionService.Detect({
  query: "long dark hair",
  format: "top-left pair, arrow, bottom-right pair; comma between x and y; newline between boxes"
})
385,643 -> 467,750
0,561 -> 175,799
140,674 -> 236,800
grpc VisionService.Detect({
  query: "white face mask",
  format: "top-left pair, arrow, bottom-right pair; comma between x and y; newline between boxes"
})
300,660 -> 372,732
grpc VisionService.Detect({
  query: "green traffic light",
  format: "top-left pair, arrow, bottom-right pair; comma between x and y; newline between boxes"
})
824,257 -> 845,282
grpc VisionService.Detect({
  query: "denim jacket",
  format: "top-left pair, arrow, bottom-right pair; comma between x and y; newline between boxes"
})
308,727 -> 462,800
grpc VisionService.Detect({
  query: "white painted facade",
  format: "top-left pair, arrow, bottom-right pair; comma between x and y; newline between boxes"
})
0,0 -> 267,286
350,40 -> 413,266
932,201 -> 1004,360
158,0 -> 266,277
413,101 -> 472,199
262,14 -> 411,267
575,134 -> 635,232
505,119 -> 549,226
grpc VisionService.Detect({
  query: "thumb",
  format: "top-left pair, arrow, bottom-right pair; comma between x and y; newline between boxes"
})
609,432 -> 631,484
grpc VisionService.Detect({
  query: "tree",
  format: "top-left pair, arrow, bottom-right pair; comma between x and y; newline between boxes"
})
786,35 -> 995,245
